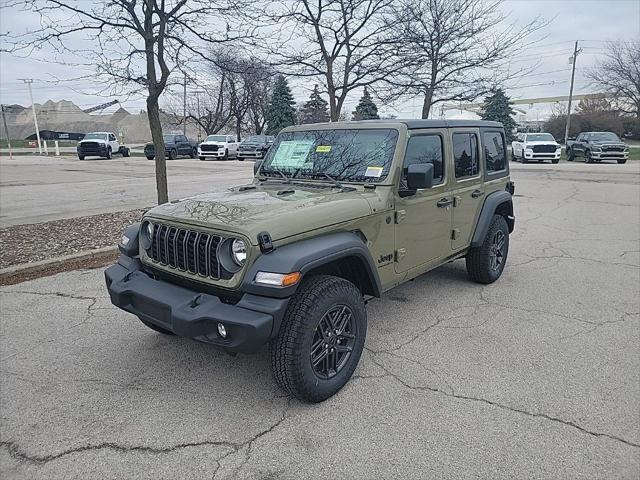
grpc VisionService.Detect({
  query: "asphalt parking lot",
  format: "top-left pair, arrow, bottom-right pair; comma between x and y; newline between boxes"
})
1,161 -> 639,479
0,155 -> 255,226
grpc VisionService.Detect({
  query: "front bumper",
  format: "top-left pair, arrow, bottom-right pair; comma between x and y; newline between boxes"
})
198,148 -> 226,158
524,150 -> 561,160
105,256 -> 290,353
590,151 -> 629,160
238,149 -> 264,159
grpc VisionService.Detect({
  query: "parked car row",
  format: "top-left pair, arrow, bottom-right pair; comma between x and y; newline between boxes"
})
512,131 -> 630,164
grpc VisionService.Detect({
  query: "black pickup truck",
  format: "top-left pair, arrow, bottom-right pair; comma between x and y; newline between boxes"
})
145,134 -> 198,160
566,132 -> 629,164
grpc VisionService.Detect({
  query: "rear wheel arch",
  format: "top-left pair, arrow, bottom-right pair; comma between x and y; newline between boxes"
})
471,191 -> 514,247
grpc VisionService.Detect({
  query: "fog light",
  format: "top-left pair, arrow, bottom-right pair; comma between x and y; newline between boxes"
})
217,322 -> 227,338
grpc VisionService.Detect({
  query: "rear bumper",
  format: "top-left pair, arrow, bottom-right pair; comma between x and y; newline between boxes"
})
105,256 -> 290,353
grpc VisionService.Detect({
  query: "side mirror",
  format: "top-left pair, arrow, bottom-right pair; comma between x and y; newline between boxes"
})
406,163 -> 434,190
254,160 -> 263,175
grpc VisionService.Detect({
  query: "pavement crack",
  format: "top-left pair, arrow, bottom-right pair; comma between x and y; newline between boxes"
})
366,353 -> 640,449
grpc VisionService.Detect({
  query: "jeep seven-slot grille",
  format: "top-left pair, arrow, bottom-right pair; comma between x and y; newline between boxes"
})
532,145 -> 557,153
149,224 -> 231,280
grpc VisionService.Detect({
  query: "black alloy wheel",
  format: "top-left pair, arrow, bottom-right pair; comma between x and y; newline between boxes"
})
310,305 -> 357,379
489,230 -> 506,273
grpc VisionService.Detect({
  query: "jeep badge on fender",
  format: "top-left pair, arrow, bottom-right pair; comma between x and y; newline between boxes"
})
105,120 -> 515,403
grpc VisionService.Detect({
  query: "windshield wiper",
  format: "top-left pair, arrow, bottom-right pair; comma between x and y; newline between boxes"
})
321,172 -> 342,188
262,169 -> 292,183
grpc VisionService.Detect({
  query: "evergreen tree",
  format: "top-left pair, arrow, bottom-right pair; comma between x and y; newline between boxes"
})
299,85 -> 330,124
265,75 -> 296,135
352,87 -> 380,120
480,88 -> 517,141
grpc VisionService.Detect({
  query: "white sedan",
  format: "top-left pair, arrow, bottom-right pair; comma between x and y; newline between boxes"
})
512,133 -> 561,164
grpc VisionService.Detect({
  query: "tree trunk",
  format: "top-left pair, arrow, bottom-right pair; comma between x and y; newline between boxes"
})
421,90 -> 434,119
147,96 -> 168,204
236,117 -> 242,141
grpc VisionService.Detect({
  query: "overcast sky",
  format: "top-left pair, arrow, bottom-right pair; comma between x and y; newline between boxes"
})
0,0 -> 638,119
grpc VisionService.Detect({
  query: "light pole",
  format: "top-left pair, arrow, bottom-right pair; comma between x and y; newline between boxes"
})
19,78 -> 42,154
194,90 -> 205,142
564,41 -> 582,144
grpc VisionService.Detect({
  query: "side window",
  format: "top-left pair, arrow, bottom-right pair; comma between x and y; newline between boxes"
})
483,132 -> 506,173
401,134 -> 444,188
453,133 -> 479,179
109,134 -> 116,141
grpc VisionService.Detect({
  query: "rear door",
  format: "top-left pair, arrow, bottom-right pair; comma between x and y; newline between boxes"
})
449,129 -> 484,251
394,129 -> 453,273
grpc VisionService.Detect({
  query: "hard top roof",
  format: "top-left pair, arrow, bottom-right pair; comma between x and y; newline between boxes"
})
286,119 -> 504,130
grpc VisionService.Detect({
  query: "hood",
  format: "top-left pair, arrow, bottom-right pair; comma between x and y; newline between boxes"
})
590,140 -> 626,146
79,138 -> 107,144
200,140 -> 226,145
145,182 -> 380,244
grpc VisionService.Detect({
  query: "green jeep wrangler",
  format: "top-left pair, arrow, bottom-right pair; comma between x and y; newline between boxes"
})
106,120 -> 515,402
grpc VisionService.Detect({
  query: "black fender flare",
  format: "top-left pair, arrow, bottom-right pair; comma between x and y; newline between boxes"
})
242,231 -> 382,299
471,191 -> 514,247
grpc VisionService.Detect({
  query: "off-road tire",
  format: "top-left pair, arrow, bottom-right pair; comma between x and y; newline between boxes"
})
271,275 -> 367,403
617,159 -> 627,164
189,147 -> 196,159
106,147 -> 112,159
139,318 -> 175,335
466,214 -> 509,284
169,148 -> 177,160
146,156 -> 155,160
78,155 -> 85,160
122,148 -> 130,157
567,148 -> 574,161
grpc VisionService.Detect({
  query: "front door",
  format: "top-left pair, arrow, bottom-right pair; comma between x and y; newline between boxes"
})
394,130 -> 453,273
450,129 -> 484,250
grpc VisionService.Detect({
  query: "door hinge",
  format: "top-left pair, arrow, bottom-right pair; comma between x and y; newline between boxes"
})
451,228 -> 460,240
395,248 -> 407,261
395,210 -> 407,224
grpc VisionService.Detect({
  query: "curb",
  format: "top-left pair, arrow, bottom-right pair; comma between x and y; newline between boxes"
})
0,246 -> 118,277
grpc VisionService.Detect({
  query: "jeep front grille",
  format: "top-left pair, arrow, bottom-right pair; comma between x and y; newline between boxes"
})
148,224 -> 232,280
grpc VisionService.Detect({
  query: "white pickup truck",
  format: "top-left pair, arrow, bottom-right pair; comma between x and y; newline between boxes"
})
198,134 -> 239,160
511,133 -> 561,164
77,132 -> 130,160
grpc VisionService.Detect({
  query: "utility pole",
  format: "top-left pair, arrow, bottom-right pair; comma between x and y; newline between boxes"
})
564,41 -> 582,144
20,78 -> 42,154
1,104 -> 13,160
183,72 -> 187,135
194,90 -> 205,142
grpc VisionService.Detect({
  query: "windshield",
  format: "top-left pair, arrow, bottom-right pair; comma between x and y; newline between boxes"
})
589,132 -> 620,142
83,133 -> 108,141
243,135 -> 266,143
527,133 -> 555,142
206,135 -> 227,142
261,128 -> 399,183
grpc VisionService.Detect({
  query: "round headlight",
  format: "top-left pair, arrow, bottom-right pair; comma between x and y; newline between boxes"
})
231,238 -> 247,265
141,221 -> 154,250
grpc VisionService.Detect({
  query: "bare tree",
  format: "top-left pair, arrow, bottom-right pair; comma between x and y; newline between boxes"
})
3,0 -> 246,204
587,40 -> 640,118
385,0 -> 546,118
260,0 -> 399,121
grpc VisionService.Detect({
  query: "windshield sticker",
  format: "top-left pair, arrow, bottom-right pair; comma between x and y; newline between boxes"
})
271,140 -> 314,167
365,166 -> 384,178
315,145 -> 332,153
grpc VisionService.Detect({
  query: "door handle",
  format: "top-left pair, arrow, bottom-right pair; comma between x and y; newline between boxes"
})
437,198 -> 453,208
471,190 -> 485,198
